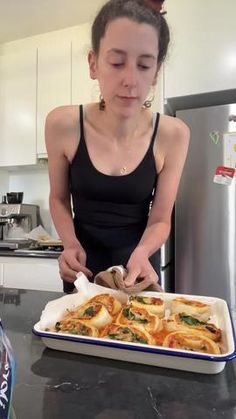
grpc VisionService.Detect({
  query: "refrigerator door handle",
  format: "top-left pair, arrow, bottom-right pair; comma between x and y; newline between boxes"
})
160,237 -> 171,267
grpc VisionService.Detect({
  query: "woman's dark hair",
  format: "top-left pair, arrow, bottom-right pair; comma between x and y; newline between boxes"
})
91,0 -> 170,65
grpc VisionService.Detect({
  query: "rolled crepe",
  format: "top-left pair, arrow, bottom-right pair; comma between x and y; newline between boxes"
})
129,295 -> 165,317
171,297 -> 211,322
86,294 -> 122,316
164,313 -> 221,342
52,318 -> 99,337
100,324 -> 154,345
163,331 -> 221,355
115,305 -> 161,334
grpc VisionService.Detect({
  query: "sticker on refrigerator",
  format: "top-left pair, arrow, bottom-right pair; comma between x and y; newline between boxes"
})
213,166 -> 235,185
209,131 -> 220,145
223,132 -> 236,168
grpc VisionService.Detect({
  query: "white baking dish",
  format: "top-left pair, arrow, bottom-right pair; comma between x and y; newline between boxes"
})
33,276 -> 236,374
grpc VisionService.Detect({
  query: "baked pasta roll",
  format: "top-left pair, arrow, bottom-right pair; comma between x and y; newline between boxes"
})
101,324 -> 154,345
52,318 -> 99,337
129,295 -> 165,317
86,294 -> 122,316
74,303 -> 112,329
163,331 -> 221,355
171,297 -> 211,321
115,306 -> 161,334
163,313 -> 221,342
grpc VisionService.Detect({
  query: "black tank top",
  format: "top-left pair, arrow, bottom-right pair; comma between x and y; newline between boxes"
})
69,105 -> 160,249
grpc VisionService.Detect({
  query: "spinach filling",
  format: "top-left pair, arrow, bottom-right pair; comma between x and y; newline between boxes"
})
54,321 -> 90,335
179,313 -> 206,326
123,308 -> 148,324
82,306 -> 96,317
130,296 -> 147,304
108,327 -> 147,344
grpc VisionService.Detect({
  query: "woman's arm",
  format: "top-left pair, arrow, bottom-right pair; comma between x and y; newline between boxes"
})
45,106 -> 92,281
125,116 -> 190,285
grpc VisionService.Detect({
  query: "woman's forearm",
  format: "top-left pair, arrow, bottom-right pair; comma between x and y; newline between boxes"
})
135,221 -> 171,258
49,195 -> 81,249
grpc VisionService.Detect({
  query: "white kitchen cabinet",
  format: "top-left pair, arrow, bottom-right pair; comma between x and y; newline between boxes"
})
0,49 -> 37,166
72,28 -> 99,105
37,39 -> 72,156
1,257 -> 62,292
165,0 -> 236,98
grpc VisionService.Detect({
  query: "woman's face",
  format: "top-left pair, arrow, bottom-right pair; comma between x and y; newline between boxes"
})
89,18 -> 159,117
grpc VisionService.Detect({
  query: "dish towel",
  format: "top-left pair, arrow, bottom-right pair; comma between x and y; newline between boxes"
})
94,265 -> 164,294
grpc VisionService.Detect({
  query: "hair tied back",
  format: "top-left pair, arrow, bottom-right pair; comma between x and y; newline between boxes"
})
144,0 -> 166,14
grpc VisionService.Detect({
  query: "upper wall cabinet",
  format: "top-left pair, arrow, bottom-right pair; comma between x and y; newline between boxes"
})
37,38 -> 72,157
0,49 -> 37,166
0,25 -> 96,165
164,0 -> 236,98
71,27 -> 98,106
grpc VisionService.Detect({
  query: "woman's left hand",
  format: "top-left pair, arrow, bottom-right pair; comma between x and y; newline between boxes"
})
124,249 -> 159,287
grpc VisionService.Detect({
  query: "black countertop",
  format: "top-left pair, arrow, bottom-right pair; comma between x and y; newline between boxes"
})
1,287 -> 236,419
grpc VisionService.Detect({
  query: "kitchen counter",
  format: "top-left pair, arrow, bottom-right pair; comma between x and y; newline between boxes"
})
1,287 -> 236,419
0,249 -> 60,259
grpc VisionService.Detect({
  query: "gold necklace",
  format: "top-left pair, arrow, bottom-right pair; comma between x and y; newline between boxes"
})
120,166 -> 127,175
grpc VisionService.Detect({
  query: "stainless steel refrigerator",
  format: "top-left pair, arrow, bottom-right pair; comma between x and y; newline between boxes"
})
175,104 -> 236,311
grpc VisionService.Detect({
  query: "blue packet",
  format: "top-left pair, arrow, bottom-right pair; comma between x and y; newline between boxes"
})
0,321 -> 16,419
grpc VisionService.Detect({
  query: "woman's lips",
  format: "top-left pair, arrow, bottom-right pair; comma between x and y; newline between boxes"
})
118,96 -> 137,99
117,96 -> 138,104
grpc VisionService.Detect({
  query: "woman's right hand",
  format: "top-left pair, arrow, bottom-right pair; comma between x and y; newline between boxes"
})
58,245 -> 93,283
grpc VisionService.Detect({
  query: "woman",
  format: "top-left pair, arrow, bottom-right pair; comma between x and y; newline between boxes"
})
45,0 -> 190,292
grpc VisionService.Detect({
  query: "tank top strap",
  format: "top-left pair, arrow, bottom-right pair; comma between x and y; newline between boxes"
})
79,104 -> 85,141
150,112 -> 160,147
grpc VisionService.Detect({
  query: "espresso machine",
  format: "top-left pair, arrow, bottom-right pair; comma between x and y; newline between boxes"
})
0,204 -> 40,249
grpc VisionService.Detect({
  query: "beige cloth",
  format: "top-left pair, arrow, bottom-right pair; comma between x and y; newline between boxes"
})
94,266 -> 164,295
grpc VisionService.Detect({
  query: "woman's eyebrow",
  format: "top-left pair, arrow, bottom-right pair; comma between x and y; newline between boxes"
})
139,54 -> 156,60
107,48 -> 126,55
107,49 -> 156,60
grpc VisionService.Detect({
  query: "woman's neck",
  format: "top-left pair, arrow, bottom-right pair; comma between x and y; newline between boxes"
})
99,105 -> 146,143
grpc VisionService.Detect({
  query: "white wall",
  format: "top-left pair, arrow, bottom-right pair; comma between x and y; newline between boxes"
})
0,170 -> 9,200
7,166 -> 58,237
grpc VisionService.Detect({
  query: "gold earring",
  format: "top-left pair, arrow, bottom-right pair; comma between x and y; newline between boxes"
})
99,95 -> 105,110
143,88 -> 155,109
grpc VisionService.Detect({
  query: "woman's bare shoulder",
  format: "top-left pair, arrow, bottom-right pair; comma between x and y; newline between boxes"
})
159,114 -> 190,142
155,114 -> 190,170
46,105 -> 80,133
45,106 -> 82,161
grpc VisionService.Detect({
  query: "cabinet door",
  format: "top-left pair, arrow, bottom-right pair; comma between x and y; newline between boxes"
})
3,259 -> 62,292
165,0 -> 236,98
37,40 -> 72,156
0,49 -> 37,166
72,37 -> 98,105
